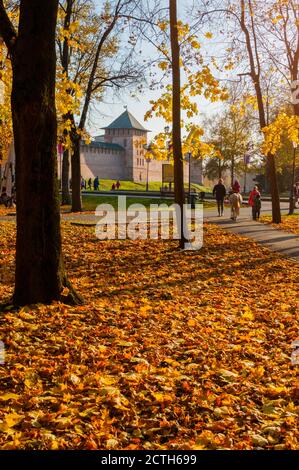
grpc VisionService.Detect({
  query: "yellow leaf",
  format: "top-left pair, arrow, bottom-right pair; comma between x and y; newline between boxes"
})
0,393 -> 20,401
2,413 -> 24,430
152,392 -> 174,404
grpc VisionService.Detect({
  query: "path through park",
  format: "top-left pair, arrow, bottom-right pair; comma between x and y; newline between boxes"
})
1,200 -> 298,262
204,201 -> 299,263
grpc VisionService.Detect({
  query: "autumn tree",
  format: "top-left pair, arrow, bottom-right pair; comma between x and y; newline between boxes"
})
57,0 -> 142,212
168,0 -> 186,248
255,0 -> 299,211
0,0 -> 80,306
57,0 -> 76,206
195,0 -> 282,223
142,3 -> 227,247
204,111 -> 253,185
0,33 -> 12,168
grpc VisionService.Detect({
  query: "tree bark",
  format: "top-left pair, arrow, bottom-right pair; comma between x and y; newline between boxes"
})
71,135 -> 82,212
1,0 -> 82,305
61,149 -> 71,205
169,0 -> 186,249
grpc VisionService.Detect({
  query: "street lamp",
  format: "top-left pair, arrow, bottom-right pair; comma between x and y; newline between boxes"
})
187,151 -> 192,203
289,141 -> 298,215
146,157 -> 151,192
143,143 -> 152,192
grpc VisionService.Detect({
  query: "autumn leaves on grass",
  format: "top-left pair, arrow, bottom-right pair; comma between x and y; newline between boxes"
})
0,223 -> 298,450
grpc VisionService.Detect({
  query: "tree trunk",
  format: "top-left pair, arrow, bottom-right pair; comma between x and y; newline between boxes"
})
267,153 -> 281,223
253,78 -> 281,223
10,0 -> 81,305
61,149 -> 71,205
240,0 -> 281,223
170,0 -> 186,249
71,135 -> 82,212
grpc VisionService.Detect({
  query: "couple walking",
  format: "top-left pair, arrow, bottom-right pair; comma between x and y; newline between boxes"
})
213,179 -> 243,220
213,179 -> 262,221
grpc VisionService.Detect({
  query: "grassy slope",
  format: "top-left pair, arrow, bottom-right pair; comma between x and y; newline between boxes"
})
64,196 -> 216,212
84,179 -> 212,193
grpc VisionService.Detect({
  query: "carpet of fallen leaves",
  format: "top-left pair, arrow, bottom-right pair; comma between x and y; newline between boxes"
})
0,221 -> 298,450
260,215 -> 299,236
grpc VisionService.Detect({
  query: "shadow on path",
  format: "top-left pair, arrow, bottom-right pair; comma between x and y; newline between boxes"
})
205,215 -> 299,263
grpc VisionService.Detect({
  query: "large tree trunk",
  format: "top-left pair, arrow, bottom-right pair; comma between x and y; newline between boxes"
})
71,135 -> 82,212
61,149 -> 71,205
10,0 -> 81,305
170,0 -> 186,249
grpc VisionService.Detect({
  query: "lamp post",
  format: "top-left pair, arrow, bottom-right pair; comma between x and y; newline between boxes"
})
188,151 -> 191,203
146,157 -> 151,192
143,143 -> 152,192
289,141 -> 297,215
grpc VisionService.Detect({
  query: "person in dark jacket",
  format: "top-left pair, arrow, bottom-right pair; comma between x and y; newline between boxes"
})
213,178 -> 226,216
94,176 -> 99,191
252,193 -> 262,220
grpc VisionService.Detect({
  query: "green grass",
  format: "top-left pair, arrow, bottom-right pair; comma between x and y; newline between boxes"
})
285,212 -> 299,217
82,196 -> 174,211
62,195 -> 215,212
83,179 -> 212,194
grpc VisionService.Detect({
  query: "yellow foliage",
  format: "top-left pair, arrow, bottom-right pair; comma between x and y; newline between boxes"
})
262,114 -> 299,155
0,43 -> 13,161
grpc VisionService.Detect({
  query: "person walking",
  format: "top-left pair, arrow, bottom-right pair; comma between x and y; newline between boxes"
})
252,193 -> 262,220
248,185 -> 261,220
116,180 -> 121,190
88,178 -> 92,190
213,178 -> 226,216
94,176 -> 99,191
232,179 -> 241,193
229,190 -> 243,221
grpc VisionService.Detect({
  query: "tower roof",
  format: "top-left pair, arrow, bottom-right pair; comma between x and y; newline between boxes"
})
103,110 -> 149,132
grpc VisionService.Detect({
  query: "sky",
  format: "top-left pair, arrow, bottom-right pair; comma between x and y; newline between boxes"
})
90,80 -> 223,140
88,0 -> 229,141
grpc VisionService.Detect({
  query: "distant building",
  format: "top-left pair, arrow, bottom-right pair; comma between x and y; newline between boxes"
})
77,110 -> 204,184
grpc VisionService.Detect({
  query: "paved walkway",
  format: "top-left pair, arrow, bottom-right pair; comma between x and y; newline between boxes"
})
1,202 -> 298,262
204,210 -> 299,263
